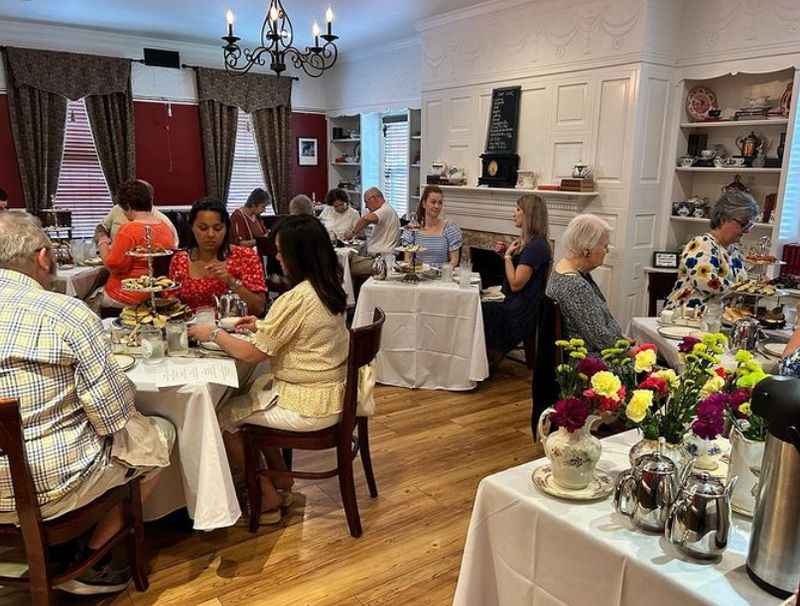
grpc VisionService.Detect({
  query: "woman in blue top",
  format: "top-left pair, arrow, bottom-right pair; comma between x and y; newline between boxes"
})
401,186 -> 462,266
482,194 -> 552,364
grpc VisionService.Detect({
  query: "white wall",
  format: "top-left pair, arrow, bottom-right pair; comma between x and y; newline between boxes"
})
325,38 -> 422,115
0,19 -> 328,110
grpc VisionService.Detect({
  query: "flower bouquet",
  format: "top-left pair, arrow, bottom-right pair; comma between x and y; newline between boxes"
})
536,339 -> 625,491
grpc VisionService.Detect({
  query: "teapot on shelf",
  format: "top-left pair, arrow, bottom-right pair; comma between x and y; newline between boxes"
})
214,291 -> 248,320
735,131 -> 765,160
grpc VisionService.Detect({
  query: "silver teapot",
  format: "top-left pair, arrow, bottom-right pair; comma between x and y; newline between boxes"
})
214,291 -> 248,319
665,470 -> 737,560
371,255 -> 387,281
614,451 -> 682,532
730,316 -> 762,352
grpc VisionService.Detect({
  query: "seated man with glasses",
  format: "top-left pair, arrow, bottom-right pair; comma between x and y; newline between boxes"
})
0,211 -> 175,596
665,190 -> 759,312
345,187 -> 400,277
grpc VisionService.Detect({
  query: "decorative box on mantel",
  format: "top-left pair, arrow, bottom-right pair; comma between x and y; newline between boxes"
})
438,185 -> 598,261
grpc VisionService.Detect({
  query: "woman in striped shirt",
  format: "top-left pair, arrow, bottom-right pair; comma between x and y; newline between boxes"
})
401,185 -> 463,266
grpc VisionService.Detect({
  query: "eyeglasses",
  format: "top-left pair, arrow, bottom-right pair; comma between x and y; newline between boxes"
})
734,218 -> 755,233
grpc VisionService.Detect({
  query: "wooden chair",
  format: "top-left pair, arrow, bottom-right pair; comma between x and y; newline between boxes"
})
241,308 -> 385,537
0,399 -> 149,605
530,297 -> 563,438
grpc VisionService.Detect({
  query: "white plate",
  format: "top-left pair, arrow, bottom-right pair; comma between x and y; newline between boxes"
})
759,341 -> 786,358
112,353 -> 136,372
532,465 -> 614,501
657,325 -> 708,340
200,333 -> 251,351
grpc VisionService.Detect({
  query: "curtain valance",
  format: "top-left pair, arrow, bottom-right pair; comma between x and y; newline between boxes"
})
195,67 -> 292,113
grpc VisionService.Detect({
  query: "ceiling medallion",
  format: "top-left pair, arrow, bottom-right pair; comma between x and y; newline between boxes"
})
222,1 -> 339,78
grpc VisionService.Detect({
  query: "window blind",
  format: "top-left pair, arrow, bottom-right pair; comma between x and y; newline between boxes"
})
227,110 -> 273,215
53,98 -> 113,239
382,117 -> 409,216
780,95 -> 800,242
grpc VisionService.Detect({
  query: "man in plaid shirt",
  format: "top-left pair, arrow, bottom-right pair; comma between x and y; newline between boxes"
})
0,211 -> 175,596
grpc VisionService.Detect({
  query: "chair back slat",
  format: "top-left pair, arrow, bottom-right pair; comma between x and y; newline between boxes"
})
0,400 -> 49,569
339,308 -> 385,436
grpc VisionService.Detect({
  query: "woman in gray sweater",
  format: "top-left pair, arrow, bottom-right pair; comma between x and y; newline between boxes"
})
545,214 -> 623,354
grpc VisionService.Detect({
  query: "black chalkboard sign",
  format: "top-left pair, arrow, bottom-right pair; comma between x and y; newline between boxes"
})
485,86 -> 521,154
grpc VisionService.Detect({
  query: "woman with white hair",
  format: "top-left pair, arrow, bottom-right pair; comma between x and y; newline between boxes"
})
289,194 -> 314,216
546,213 -> 623,354
664,190 -> 757,312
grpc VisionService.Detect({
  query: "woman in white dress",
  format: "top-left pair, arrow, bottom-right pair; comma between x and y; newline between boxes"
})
319,188 -> 360,239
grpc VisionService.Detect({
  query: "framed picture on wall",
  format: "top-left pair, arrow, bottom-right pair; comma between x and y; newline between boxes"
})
298,137 -> 318,166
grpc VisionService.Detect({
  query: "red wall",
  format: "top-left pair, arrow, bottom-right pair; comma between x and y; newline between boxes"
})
0,95 -> 24,209
290,112 -> 328,203
134,101 -> 206,206
0,95 -> 326,209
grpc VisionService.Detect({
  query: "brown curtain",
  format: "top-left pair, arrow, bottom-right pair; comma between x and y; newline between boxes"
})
84,83 -> 136,197
197,99 -> 239,202
252,106 -> 291,215
1,49 -> 67,213
3,47 -> 135,208
195,67 -> 292,208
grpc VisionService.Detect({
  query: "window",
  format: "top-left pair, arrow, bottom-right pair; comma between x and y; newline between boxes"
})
227,109 -> 273,215
53,98 -> 113,238
382,115 -> 409,216
780,89 -> 800,243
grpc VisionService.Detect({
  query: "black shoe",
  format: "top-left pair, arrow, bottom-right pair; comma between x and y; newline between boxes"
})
56,562 -> 131,596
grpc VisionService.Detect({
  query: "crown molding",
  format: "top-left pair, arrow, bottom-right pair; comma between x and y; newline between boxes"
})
416,0 -> 537,33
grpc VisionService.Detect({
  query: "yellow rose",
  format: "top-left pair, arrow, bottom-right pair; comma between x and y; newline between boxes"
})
569,351 -> 587,360
626,389 -> 654,423
653,369 -> 679,388
634,349 -> 657,373
700,375 -> 725,398
591,371 -> 622,400
738,401 -> 751,416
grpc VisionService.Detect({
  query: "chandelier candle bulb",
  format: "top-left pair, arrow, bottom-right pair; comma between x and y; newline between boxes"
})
326,6 -> 334,35
270,6 -> 279,29
226,9 -> 234,36
312,21 -> 320,47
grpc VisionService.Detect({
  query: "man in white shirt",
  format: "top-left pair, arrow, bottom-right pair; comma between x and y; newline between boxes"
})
319,188 -> 360,238
95,180 -> 178,244
347,187 -> 400,277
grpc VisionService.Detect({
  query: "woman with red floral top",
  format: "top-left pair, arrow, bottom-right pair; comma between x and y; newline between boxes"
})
170,198 -> 267,317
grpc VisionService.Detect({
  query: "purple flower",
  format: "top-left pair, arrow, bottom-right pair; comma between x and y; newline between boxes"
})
692,416 -> 725,440
552,398 -> 590,433
692,393 -> 727,439
698,392 -> 729,414
678,336 -> 701,353
728,388 -> 751,411
576,356 -> 607,378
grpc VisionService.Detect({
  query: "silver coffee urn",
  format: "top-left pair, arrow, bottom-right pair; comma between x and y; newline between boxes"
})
747,375 -> 800,598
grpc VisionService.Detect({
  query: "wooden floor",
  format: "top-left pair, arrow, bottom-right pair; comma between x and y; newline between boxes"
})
0,361 -> 543,606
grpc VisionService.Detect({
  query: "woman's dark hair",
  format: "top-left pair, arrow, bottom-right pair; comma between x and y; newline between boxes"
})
324,188 -> 350,206
273,214 -> 346,315
187,197 -> 232,261
117,180 -> 153,212
417,185 -> 443,227
245,188 -> 271,209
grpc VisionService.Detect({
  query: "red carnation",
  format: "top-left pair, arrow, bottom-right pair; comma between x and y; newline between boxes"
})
630,343 -> 657,356
552,398 -> 591,433
639,375 -> 668,397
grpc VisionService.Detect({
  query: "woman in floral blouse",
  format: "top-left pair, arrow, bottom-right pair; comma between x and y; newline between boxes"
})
665,191 -> 759,312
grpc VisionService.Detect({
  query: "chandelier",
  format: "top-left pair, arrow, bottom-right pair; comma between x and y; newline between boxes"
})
222,1 -> 339,78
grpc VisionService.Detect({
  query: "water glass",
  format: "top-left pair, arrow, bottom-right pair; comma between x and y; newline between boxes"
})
166,320 -> 189,356
459,261 -> 473,288
140,326 -> 165,365
195,306 -> 216,326
110,323 -> 131,353
441,264 -> 453,283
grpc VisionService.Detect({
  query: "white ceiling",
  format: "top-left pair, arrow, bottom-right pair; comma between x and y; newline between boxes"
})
0,0 -> 485,52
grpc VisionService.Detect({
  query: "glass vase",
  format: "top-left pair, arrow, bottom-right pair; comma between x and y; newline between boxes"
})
628,435 -> 691,470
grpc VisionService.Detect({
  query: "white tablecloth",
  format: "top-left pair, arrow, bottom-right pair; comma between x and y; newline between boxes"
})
52,265 -> 105,299
629,317 -> 778,373
352,276 -> 489,390
336,247 -> 356,306
453,429 -> 782,606
123,356 -> 260,530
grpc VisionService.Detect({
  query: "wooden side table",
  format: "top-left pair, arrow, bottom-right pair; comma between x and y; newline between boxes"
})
645,267 -> 678,316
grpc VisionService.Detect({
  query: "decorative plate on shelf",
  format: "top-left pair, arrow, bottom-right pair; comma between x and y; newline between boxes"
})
686,86 -> 719,122
531,465 -> 614,501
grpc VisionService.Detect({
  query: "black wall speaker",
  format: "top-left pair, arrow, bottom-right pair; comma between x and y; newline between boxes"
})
143,48 -> 181,69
